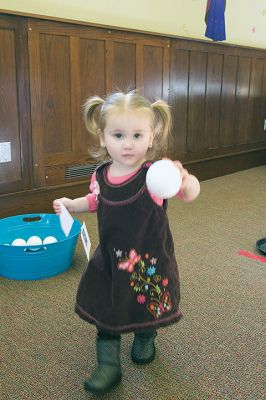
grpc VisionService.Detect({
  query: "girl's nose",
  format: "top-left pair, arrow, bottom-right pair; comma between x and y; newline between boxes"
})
122,139 -> 133,149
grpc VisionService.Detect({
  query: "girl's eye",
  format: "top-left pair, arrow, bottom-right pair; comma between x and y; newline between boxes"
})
114,133 -> 123,139
134,133 -> 142,139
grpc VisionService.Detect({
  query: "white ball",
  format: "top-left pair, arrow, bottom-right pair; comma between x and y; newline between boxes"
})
43,236 -> 57,245
26,236 -> 42,246
146,160 -> 182,199
12,238 -> 27,246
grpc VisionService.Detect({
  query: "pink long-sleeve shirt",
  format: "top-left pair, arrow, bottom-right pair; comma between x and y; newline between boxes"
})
85,165 -> 184,212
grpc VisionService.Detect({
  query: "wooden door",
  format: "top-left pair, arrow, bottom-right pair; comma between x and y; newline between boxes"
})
0,15 -> 31,195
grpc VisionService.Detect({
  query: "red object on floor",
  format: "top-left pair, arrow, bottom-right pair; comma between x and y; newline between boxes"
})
238,250 -> 266,263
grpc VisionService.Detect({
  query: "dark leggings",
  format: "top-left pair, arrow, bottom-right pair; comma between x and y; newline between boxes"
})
97,328 -> 156,340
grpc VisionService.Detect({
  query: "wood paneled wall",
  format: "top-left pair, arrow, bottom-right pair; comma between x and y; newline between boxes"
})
27,19 -> 169,188
0,14 -> 265,217
169,41 -> 266,163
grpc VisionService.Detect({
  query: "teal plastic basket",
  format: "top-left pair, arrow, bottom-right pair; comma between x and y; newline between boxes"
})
0,213 -> 82,280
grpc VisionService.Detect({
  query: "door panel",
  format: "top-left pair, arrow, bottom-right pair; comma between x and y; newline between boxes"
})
0,16 -> 31,194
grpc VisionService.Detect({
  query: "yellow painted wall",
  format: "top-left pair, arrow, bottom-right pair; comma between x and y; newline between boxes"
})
0,0 -> 265,49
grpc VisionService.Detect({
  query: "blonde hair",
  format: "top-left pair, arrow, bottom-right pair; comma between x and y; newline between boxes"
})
83,91 -> 172,161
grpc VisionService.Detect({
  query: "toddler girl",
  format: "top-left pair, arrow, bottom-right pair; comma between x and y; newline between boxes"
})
53,91 -> 200,396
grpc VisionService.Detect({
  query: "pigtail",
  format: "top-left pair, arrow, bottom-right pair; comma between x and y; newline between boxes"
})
83,96 -> 104,136
83,96 -> 109,161
150,99 -> 172,159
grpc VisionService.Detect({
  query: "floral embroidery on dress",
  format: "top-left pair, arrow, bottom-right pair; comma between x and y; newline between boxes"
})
115,249 -> 122,258
117,249 -> 141,273
114,248 -> 172,319
137,294 -> 146,304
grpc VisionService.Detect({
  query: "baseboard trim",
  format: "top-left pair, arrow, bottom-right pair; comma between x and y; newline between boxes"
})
185,147 -> 266,181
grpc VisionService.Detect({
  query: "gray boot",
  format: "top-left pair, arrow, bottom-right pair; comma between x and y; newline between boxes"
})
131,331 -> 157,364
84,337 -> 122,395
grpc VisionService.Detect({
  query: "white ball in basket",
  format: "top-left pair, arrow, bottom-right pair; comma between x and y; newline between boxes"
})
43,236 -> 57,245
12,238 -> 27,246
146,159 -> 182,199
27,236 -> 42,247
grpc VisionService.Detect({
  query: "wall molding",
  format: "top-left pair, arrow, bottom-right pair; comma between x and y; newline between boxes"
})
0,9 -> 265,52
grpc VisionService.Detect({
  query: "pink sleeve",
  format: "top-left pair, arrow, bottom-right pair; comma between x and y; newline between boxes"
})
176,188 -> 185,200
148,191 -> 164,206
89,171 -> 97,192
85,172 -> 98,212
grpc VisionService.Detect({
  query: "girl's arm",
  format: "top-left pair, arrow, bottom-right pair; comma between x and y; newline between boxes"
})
173,161 -> 200,202
53,172 -> 99,214
53,196 -> 90,214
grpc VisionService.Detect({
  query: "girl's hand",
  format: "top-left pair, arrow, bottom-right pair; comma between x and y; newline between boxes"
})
171,160 -> 200,202
53,197 -> 74,214
181,174 -> 200,202
172,160 -> 189,184
162,158 -> 188,180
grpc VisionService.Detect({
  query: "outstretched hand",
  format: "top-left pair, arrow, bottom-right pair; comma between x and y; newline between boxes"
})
163,158 -> 200,202
53,197 -> 74,215
172,160 -> 189,186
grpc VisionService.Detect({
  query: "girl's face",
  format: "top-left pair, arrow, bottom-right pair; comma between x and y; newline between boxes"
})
101,109 -> 153,173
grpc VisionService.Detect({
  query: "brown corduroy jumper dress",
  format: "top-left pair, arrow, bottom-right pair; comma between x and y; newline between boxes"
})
75,162 -> 182,334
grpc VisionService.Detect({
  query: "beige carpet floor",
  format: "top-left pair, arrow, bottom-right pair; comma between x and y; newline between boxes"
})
1,165 -> 266,400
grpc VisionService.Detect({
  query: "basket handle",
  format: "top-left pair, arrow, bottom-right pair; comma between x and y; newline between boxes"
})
23,216 -> 42,223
